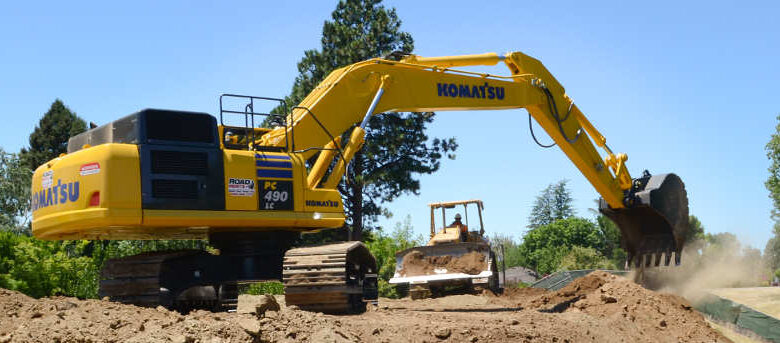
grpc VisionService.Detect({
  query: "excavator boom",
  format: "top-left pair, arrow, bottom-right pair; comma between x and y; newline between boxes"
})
259,51 -> 689,266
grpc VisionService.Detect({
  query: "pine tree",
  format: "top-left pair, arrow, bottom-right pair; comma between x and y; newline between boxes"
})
20,99 -> 87,171
528,180 -> 575,229
281,0 -> 456,241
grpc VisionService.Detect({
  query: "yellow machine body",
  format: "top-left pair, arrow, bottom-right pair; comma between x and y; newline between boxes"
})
32,51 -> 688,267
32,139 -> 345,241
428,227 -> 462,246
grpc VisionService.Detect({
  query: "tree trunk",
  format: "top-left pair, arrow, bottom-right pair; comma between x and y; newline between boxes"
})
349,152 -> 365,241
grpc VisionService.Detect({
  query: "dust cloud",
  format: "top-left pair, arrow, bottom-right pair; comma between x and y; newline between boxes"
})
633,238 -> 766,304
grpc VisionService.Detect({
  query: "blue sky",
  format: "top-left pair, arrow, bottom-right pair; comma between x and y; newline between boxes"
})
1,1 -> 777,249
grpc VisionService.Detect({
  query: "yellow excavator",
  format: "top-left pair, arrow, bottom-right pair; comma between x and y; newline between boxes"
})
30,51 -> 688,313
389,200 -> 500,299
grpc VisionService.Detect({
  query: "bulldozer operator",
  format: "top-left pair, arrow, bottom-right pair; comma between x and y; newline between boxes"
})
450,214 -> 468,241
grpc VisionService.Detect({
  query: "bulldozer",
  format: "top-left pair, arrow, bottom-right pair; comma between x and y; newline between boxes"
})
389,200 -> 499,299
30,51 -> 689,313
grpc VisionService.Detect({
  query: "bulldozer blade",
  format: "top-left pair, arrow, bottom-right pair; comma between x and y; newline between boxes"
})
600,173 -> 689,268
389,243 -> 492,284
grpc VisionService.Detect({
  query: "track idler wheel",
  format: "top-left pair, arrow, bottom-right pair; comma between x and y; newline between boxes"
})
599,172 -> 689,268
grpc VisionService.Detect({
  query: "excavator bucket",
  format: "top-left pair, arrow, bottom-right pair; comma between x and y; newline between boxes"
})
599,173 -> 689,268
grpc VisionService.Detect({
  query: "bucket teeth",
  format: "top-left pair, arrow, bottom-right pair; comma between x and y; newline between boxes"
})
629,250 -> 682,269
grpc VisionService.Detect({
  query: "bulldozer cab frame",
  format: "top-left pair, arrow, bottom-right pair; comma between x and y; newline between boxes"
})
429,199 -> 485,238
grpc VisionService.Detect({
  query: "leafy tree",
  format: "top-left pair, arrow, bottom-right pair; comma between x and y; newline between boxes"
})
0,149 -> 32,234
365,215 -> 424,297
594,214 -> 624,262
528,180 -> 575,229
490,233 -> 524,270
0,231 -> 98,299
687,215 -> 705,243
518,217 -> 605,274
767,114 -> 780,219
278,0 -> 456,240
704,232 -> 741,257
766,115 -> 780,271
19,99 -> 87,171
765,225 -> 780,271
558,246 -> 616,271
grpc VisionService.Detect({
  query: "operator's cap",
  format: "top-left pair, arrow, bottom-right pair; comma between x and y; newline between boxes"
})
455,213 -> 462,220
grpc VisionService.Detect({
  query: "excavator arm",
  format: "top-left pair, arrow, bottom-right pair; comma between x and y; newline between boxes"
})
259,51 -> 689,267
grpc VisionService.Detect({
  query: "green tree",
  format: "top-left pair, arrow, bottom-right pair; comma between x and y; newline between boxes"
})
704,232 -> 741,257
687,215 -> 705,243
558,246 -> 616,271
490,233 -> 524,270
366,215 -> 424,297
528,180 -> 575,229
19,99 -> 87,171
0,149 -> 32,234
765,225 -> 780,271
518,217 -> 605,274
279,0 -> 456,241
594,214 -> 626,267
765,115 -> 780,269
767,114 -> 780,220
0,231 -> 98,299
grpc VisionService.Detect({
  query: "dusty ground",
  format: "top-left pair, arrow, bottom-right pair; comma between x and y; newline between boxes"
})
0,271 -> 731,342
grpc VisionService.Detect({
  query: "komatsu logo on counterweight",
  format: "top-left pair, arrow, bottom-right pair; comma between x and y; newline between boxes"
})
436,82 -> 505,100
31,179 -> 80,211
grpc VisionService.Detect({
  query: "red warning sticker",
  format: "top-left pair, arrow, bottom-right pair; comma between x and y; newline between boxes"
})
79,163 -> 100,176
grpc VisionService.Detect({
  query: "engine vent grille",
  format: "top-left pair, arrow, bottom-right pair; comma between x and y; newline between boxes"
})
151,180 -> 198,199
150,150 -> 208,175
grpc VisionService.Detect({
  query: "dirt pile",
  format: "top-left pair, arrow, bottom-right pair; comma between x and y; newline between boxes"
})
400,250 -> 487,276
0,271 -> 730,342
515,271 -> 728,342
0,289 -> 356,343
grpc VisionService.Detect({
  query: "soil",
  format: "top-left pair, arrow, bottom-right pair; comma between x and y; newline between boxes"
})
0,271 -> 730,342
400,250 -> 487,276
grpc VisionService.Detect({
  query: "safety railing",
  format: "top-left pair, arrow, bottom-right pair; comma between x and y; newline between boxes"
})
218,94 -> 291,152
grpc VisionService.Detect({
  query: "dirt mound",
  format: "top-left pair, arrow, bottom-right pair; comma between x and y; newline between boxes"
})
400,250 -> 486,276
0,271 -> 730,342
0,289 -> 353,343
521,271 -> 727,342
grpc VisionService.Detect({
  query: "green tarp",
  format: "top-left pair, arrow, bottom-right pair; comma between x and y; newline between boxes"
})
696,293 -> 780,342
695,294 -> 741,324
